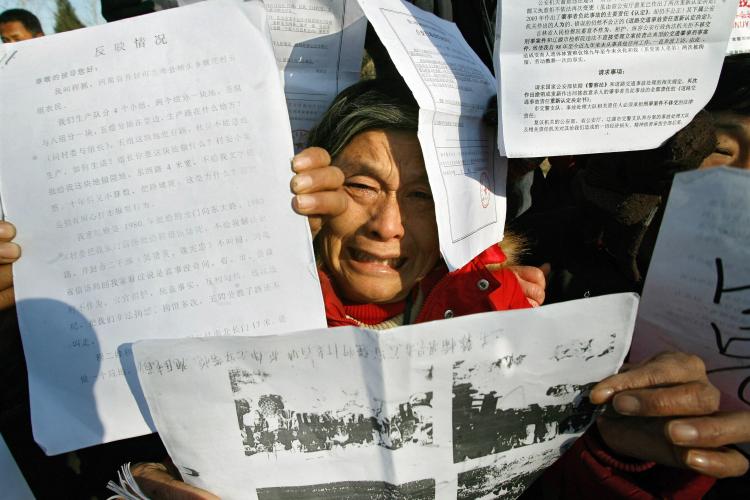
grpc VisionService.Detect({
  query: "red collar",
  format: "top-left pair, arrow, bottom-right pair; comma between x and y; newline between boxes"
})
319,262 -> 449,327
343,301 -> 405,325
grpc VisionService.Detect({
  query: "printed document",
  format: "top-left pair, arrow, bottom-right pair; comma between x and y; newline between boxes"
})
632,168 -> 750,412
168,0 -> 367,151
135,293 -> 637,499
359,0 -> 506,271
495,0 -> 739,157
728,2 -> 750,55
0,0 -> 325,454
267,0 -> 367,151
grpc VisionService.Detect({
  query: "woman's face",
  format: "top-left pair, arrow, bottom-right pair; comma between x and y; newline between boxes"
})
700,111 -> 750,170
319,129 -> 440,304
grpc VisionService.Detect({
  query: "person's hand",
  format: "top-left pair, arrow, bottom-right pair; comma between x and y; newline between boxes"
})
0,221 -> 20,311
101,0 -> 155,22
591,351 -> 750,479
290,147 -> 347,239
131,462 -> 219,500
509,263 -> 548,307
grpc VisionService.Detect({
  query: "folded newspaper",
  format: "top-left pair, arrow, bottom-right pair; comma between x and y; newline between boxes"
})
133,293 -> 637,499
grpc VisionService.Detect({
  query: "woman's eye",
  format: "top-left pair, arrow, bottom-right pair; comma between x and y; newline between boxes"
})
713,147 -> 734,157
713,136 -> 738,157
345,182 -> 378,197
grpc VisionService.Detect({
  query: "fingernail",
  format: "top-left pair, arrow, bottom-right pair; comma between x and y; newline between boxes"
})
291,155 -> 310,171
670,423 -> 699,444
686,451 -> 710,470
613,394 -> 641,415
292,174 -> 312,191
590,387 -> 614,403
295,195 -> 314,210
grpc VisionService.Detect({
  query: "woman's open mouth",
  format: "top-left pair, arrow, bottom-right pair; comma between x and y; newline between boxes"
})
347,248 -> 407,271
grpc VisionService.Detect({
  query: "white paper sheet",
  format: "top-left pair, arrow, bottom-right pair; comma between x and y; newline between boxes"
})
0,0 -> 325,455
268,1 -> 367,151
495,0 -> 739,157
728,2 -> 750,55
168,0 -> 368,151
135,293 -> 637,499
358,0 -> 506,271
632,168 -> 750,411
0,436 -> 34,500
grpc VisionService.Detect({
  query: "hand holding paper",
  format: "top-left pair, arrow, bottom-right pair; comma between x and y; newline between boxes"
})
290,147 -> 347,240
592,352 -> 750,478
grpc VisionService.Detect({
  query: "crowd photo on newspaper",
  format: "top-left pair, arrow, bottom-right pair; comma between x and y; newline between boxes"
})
0,0 -> 749,499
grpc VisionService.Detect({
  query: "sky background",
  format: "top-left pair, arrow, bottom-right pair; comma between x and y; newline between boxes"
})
0,0 -> 106,34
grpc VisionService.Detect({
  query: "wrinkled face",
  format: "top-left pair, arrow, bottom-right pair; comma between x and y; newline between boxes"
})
700,111 -> 750,170
0,21 -> 39,43
319,130 -> 440,304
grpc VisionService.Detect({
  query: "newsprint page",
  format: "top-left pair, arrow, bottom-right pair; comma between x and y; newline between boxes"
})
135,293 -> 638,499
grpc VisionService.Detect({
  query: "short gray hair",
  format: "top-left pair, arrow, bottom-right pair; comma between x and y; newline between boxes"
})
307,78 -> 419,158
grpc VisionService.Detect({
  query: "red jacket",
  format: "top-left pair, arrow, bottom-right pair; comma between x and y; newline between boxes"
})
320,244 -> 715,499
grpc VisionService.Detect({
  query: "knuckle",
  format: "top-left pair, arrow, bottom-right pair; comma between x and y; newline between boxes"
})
704,420 -> 724,443
331,167 -> 345,185
530,285 -> 544,302
530,267 -> 545,283
334,193 -> 349,213
684,383 -> 717,414
644,365 -> 672,387
684,354 -> 707,376
704,385 -> 721,412
306,147 -> 331,166
648,392 -> 674,413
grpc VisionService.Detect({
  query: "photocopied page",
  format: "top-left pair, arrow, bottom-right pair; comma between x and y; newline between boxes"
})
495,0 -> 739,157
632,168 -> 750,412
728,1 -> 750,55
135,293 -> 637,499
358,0 -> 506,271
267,0 -> 367,151
0,0 -> 325,455
165,0 -> 368,151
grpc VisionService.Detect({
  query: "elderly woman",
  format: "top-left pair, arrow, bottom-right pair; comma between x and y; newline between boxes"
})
119,78 -> 750,498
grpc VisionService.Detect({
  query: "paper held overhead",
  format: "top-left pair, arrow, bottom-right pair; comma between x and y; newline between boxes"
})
135,293 -> 638,500
494,0 -> 739,157
0,0 -> 325,455
728,3 -> 750,55
632,168 -> 750,413
358,0 -> 507,271
155,0 -> 368,152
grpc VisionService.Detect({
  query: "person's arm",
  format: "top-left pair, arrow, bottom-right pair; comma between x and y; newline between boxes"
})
130,463 -> 219,500
541,351 -> 748,499
0,221 -> 20,310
